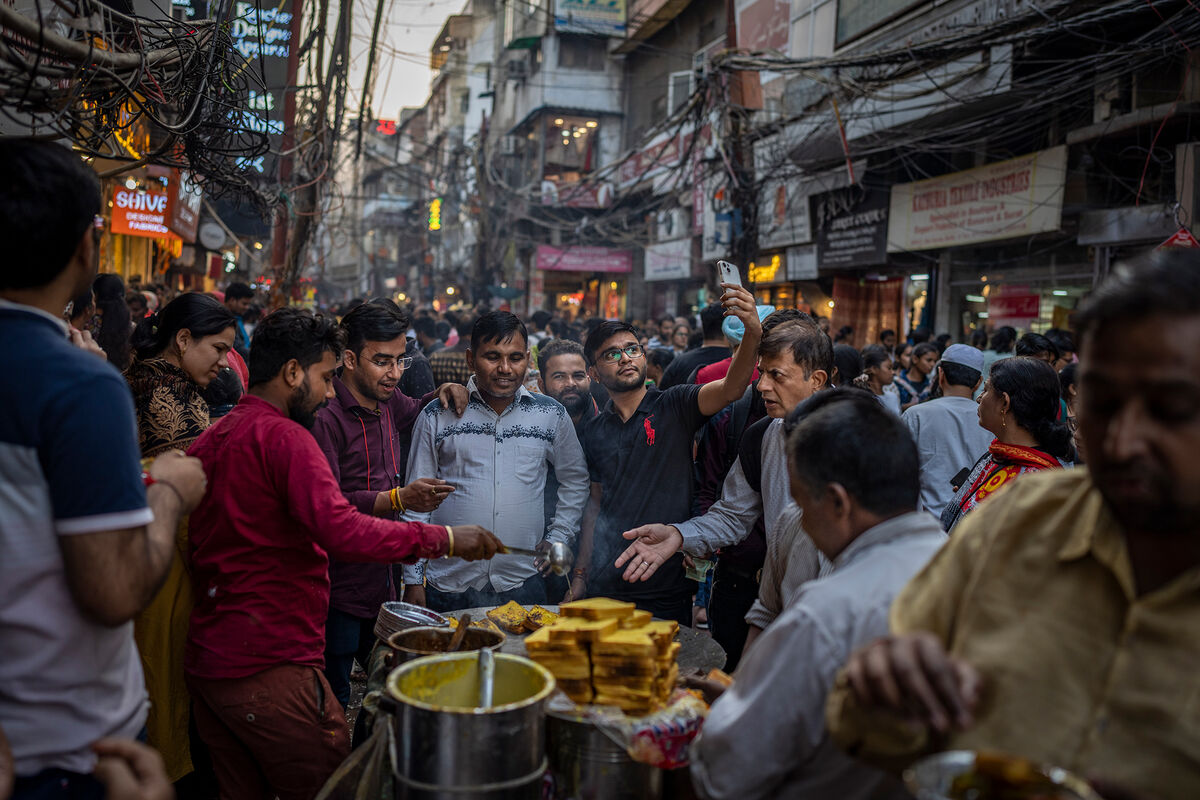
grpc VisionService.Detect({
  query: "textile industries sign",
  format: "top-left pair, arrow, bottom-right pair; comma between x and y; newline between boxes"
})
535,245 -> 632,273
555,0 -> 625,36
644,239 -> 692,282
814,185 -> 889,268
112,188 -> 179,240
887,146 -> 1067,252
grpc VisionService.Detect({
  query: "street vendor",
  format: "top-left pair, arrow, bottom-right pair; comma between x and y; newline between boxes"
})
689,390 -> 945,800
184,307 -> 502,800
826,251 -> 1200,799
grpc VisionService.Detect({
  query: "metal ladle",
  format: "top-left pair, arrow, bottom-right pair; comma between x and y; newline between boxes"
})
500,541 -> 574,576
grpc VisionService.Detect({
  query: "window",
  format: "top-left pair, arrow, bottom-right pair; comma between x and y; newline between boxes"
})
557,35 -> 607,71
668,71 -> 694,115
836,0 -> 926,45
543,114 -> 600,183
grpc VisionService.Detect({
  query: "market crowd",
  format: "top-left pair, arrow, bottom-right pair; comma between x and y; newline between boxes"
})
2,140 -> 1198,800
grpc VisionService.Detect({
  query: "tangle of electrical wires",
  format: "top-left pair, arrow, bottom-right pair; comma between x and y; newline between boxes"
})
0,0 -> 274,208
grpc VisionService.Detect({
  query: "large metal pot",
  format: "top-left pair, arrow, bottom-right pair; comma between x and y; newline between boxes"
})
387,652 -> 555,800
386,625 -> 505,667
546,710 -> 662,800
374,601 -> 449,642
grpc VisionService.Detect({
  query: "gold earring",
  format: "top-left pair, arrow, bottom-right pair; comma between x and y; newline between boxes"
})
1001,412 -> 1007,433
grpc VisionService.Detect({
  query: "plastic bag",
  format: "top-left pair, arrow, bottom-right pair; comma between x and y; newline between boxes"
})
313,691 -> 396,800
547,688 -> 709,770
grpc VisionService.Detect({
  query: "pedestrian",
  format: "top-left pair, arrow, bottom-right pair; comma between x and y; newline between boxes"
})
690,390 -> 945,800
646,314 -> 675,349
859,344 -> 901,415
899,344 -> 993,519
127,291 -> 148,321
981,324 -> 1016,378
222,282 -> 254,361
940,356 -> 1074,531
429,313 -> 475,386
310,300 -> 470,708
615,314 -> 830,647
93,273 -> 133,370
1015,331 -> 1059,364
694,305 -> 772,385
184,307 -> 501,800
576,283 -> 762,626
893,341 -> 912,373
0,139 -> 207,800
645,347 -> 674,386
413,315 -> 443,355
831,343 -> 863,387
879,328 -> 897,351
1044,327 -> 1075,370
67,287 -> 95,331
893,341 -> 938,409
827,250 -> 1200,799
670,317 -> 692,354
657,303 -> 731,389
405,312 -> 589,612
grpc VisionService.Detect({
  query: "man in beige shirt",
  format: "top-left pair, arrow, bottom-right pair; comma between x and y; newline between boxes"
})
825,250 -> 1200,800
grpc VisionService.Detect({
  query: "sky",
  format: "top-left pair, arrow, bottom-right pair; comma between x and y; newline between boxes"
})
345,0 -> 468,121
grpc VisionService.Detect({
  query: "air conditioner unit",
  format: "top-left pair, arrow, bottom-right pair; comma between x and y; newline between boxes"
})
656,207 -> 688,241
505,59 -> 530,82
499,135 -> 522,156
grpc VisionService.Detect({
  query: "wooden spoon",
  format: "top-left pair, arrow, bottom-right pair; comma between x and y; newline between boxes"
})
447,613 -> 471,652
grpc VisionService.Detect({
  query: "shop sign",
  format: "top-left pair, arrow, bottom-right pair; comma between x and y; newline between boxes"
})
988,290 -> 1041,326
887,146 -> 1067,252
701,170 -> 732,261
555,0 -> 625,36
814,185 -> 889,268
644,239 -> 692,282
758,176 -> 812,250
1157,226 -> 1200,249
112,188 -> 179,240
787,245 -> 818,280
168,171 -> 201,243
535,244 -> 632,273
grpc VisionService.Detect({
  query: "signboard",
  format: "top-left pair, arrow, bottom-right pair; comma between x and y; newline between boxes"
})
701,170 -> 732,261
554,0 -> 626,36
836,0 -> 923,45
748,253 -> 784,285
167,171 -> 202,243
644,239 -> 693,282
758,176 -> 812,250
111,188 -> 180,240
1158,226 -> 1200,249
988,288 -> 1041,327
814,185 -> 889,268
887,146 -> 1067,252
787,245 -> 818,280
535,245 -> 632,273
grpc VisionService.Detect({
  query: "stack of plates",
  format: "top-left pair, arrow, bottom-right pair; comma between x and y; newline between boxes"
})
373,601 -> 449,642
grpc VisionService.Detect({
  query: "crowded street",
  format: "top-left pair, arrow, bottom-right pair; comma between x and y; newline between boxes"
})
5,0 -> 1200,798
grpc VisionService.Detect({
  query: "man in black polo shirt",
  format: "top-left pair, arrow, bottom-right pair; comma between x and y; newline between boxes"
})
575,283 -> 762,625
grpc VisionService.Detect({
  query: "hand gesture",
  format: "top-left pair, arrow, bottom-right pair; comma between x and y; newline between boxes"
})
147,450 -> 207,513
614,524 -> 683,582
90,739 -> 173,800
449,525 -> 503,561
719,283 -> 762,342
842,632 -> 982,734
534,539 -> 554,577
69,327 -> 107,361
437,383 -> 470,417
402,478 -> 455,513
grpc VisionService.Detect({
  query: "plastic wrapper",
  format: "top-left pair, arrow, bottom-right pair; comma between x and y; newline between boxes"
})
547,688 -> 709,770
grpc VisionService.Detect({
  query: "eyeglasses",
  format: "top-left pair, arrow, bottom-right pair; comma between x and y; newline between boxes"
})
93,215 -> 105,230
369,355 -> 413,370
599,344 -> 644,363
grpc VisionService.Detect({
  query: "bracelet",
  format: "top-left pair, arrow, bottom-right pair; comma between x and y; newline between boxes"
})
148,478 -> 186,509
444,525 -> 454,558
572,567 -> 587,580
390,487 -> 405,513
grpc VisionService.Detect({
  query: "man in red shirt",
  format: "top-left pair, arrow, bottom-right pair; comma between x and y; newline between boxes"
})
186,308 -> 500,800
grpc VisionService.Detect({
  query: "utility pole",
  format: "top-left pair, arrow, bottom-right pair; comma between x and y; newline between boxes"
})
723,0 -> 758,284
270,0 -> 305,306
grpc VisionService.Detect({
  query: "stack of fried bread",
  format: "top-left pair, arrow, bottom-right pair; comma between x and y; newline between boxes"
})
482,601 -> 560,633
524,597 -> 680,715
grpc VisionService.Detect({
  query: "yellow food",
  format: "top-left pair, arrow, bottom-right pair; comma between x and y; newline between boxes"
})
524,605 -> 560,631
617,609 -> 653,629
546,617 -> 619,643
470,617 -> 503,634
487,601 -> 530,633
560,597 -> 637,620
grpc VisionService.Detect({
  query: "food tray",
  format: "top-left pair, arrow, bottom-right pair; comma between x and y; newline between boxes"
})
373,600 -> 450,642
904,750 -> 1103,800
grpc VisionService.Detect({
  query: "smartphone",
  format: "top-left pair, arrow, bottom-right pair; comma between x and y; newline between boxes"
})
716,260 -> 742,288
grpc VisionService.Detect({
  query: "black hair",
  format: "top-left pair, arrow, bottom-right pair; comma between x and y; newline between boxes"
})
646,347 -> 676,372
93,274 -> 133,371
341,300 -> 409,356
988,357 -> 1073,460
658,314 -> 675,325
935,333 -> 952,352
202,367 -> 244,419
970,329 -> 989,349
989,326 -> 1017,353
132,293 -> 236,361
549,319 -> 572,340
471,310 -> 528,350
911,327 -> 932,343
225,282 -> 254,301
413,316 -> 437,339
0,140 -> 101,291
699,303 -> 725,339
248,307 -> 346,388
879,329 -> 896,341
833,325 -> 854,343
832,344 -> 864,387
861,344 -> 891,371
584,320 -> 639,365
784,388 -> 920,516
761,308 -> 808,336
538,338 -> 586,373
68,288 -> 95,324
531,310 -> 552,329
1075,250 -> 1200,343
911,342 -> 940,362
1059,362 -> 1078,395
436,320 -> 452,340
758,316 -> 834,378
1015,332 -> 1059,360
939,361 -> 981,389
455,314 -> 476,338
1044,328 -> 1074,357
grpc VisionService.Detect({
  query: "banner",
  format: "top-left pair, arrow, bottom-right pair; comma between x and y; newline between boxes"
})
644,239 -> 692,282
887,146 -> 1066,252
555,0 -> 625,36
814,185 -> 889,268
111,188 -> 180,240
535,245 -> 632,273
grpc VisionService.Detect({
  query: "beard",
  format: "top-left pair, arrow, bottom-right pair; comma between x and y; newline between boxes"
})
351,368 -> 395,403
599,364 -> 646,393
553,390 -> 589,416
287,377 -> 325,429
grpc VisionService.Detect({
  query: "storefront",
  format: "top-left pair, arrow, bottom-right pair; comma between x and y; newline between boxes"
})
533,244 -> 631,319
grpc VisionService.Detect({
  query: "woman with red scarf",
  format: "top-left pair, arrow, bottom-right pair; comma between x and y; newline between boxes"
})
941,356 -> 1075,531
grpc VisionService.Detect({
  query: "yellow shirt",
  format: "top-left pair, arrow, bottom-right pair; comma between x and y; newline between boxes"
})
826,469 -> 1200,799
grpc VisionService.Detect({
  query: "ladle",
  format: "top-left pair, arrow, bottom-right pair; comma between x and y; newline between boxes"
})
500,541 -> 574,576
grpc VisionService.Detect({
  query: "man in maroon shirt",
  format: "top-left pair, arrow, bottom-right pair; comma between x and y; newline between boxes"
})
186,308 -> 500,800
312,299 -> 466,708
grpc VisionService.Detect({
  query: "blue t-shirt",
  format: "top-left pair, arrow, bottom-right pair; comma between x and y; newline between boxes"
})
0,299 -> 152,774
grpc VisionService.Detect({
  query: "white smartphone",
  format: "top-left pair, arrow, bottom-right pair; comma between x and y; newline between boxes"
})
716,260 -> 742,288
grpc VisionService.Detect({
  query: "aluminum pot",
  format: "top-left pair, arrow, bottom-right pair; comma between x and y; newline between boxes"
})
386,625 -> 505,667
546,710 -> 662,800
386,652 -> 555,800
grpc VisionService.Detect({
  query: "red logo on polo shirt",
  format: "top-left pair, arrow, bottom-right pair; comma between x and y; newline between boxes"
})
644,416 -> 656,446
